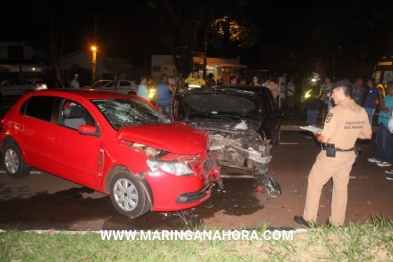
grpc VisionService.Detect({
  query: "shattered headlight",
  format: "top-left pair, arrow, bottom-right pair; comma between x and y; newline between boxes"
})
147,159 -> 194,176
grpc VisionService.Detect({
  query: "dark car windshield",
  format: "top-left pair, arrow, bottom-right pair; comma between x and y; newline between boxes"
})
92,98 -> 170,130
180,90 -> 263,120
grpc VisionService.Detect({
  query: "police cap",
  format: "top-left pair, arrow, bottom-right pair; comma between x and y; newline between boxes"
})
332,79 -> 352,95
332,79 -> 351,89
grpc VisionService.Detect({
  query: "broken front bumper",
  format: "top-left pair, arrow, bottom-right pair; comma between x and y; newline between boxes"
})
176,179 -> 217,204
145,152 -> 222,211
176,153 -> 223,204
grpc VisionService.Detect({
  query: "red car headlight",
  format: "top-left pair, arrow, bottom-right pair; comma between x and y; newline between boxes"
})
146,159 -> 194,176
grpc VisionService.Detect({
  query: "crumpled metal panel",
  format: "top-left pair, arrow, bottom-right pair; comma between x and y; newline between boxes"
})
209,132 -> 272,171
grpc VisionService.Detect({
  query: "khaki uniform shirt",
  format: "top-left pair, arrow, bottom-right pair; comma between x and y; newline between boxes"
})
321,99 -> 371,149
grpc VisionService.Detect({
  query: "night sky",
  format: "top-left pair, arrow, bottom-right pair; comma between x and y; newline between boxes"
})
1,0 -> 392,79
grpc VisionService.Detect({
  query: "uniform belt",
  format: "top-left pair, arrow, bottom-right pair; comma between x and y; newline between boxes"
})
321,145 -> 354,152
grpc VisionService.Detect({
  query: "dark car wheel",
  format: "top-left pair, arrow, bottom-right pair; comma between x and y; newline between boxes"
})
109,170 -> 150,218
3,143 -> 31,178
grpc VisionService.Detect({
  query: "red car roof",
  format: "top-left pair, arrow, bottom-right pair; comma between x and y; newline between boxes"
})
28,89 -> 132,99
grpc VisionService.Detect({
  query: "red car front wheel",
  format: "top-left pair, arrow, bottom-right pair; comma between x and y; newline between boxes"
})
109,170 -> 151,218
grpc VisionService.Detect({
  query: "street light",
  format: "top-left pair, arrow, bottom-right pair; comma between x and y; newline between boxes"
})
91,46 -> 97,83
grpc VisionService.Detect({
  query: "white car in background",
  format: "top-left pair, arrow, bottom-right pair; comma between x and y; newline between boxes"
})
83,80 -> 138,95
0,79 -> 47,98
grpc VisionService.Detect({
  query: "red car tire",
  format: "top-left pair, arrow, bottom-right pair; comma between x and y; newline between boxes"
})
109,170 -> 151,218
3,143 -> 31,179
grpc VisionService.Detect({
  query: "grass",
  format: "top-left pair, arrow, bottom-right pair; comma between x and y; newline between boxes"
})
1,216 -> 393,261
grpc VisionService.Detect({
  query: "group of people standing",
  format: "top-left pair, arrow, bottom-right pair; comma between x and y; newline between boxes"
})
236,73 -> 296,109
366,81 -> 393,177
303,75 -> 386,128
137,74 -> 186,121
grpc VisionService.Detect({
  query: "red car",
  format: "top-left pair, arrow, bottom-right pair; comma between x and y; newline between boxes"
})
0,89 -> 221,218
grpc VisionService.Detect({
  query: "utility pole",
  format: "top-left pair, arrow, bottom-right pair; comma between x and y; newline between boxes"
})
94,12 -> 97,45
91,46 -> 97,83
332,49 -> 336,80
92,13 -> 97,82
203,27 -> 207,79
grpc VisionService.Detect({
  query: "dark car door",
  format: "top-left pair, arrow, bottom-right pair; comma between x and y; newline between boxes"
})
261,88 -> 281,144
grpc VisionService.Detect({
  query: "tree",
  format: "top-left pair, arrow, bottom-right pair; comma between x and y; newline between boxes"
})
36,0 -> 85,81
275,0 -> 393,80
103,58 -> 129,80
146,0 -> 259,77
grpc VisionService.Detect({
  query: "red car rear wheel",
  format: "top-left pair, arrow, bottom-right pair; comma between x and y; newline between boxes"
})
3,143 -> 31,179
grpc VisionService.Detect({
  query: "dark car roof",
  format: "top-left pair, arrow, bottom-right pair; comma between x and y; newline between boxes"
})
26,89 -> 132,99
213,85 -> 270,93
184,85 -> 271,95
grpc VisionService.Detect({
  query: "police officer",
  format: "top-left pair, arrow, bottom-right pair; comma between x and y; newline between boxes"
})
185,68 -> 206,89
294,79 -> 372,227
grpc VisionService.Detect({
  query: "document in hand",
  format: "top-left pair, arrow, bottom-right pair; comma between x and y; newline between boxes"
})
300,126 -> 323,133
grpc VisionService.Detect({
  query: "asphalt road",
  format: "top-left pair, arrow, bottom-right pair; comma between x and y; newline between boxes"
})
0,130 -> 391,231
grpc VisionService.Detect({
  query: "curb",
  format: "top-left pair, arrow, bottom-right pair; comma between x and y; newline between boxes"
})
281,125 -> 379,132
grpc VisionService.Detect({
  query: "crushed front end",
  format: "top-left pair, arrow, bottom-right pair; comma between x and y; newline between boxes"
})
133,144 -> 222,212
183,120 -> 281,196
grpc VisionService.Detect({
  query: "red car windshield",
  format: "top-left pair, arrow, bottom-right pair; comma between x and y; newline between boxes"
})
92,98 -> 170,130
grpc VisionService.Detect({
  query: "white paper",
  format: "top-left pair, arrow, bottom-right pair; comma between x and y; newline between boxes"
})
235,120 -> 248,130
300,126 -> 322,133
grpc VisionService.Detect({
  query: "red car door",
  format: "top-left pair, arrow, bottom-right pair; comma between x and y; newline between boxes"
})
47,100 -> 103,189
15,96 -> 57,172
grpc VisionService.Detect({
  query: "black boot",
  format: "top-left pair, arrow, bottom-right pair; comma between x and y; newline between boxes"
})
294,216 -> 309,227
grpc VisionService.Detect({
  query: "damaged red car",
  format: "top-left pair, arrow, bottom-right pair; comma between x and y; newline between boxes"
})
0,89 -> 221,218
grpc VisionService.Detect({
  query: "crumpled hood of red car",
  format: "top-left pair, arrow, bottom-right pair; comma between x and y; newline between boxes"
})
117,122 -> 209,154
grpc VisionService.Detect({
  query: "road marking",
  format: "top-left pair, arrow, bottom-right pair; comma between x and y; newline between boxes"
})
0,170 -> 41,174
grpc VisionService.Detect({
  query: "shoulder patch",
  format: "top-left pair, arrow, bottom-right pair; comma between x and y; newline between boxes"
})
325,113 -> 333,123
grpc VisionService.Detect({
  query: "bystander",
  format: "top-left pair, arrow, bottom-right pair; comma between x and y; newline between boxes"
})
70,74 -> 80,89
363,78 -> 378,126
156,74 -> 172,119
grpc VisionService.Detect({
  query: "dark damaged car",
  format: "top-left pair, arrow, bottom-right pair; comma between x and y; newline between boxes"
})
178,85 -> 282,195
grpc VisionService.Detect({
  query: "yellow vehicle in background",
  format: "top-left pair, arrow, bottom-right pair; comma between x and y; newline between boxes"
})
372,56 -> 393,96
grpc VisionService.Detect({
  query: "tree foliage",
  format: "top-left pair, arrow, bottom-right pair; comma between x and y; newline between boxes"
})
270,0 -> 393,80
146,0 -> 259,77
210,16 -> 258,48
103,58 -> 129,79
35,0 -> 85,80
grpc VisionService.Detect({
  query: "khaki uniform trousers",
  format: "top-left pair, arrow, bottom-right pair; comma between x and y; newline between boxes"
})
303,150 -> 356,226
